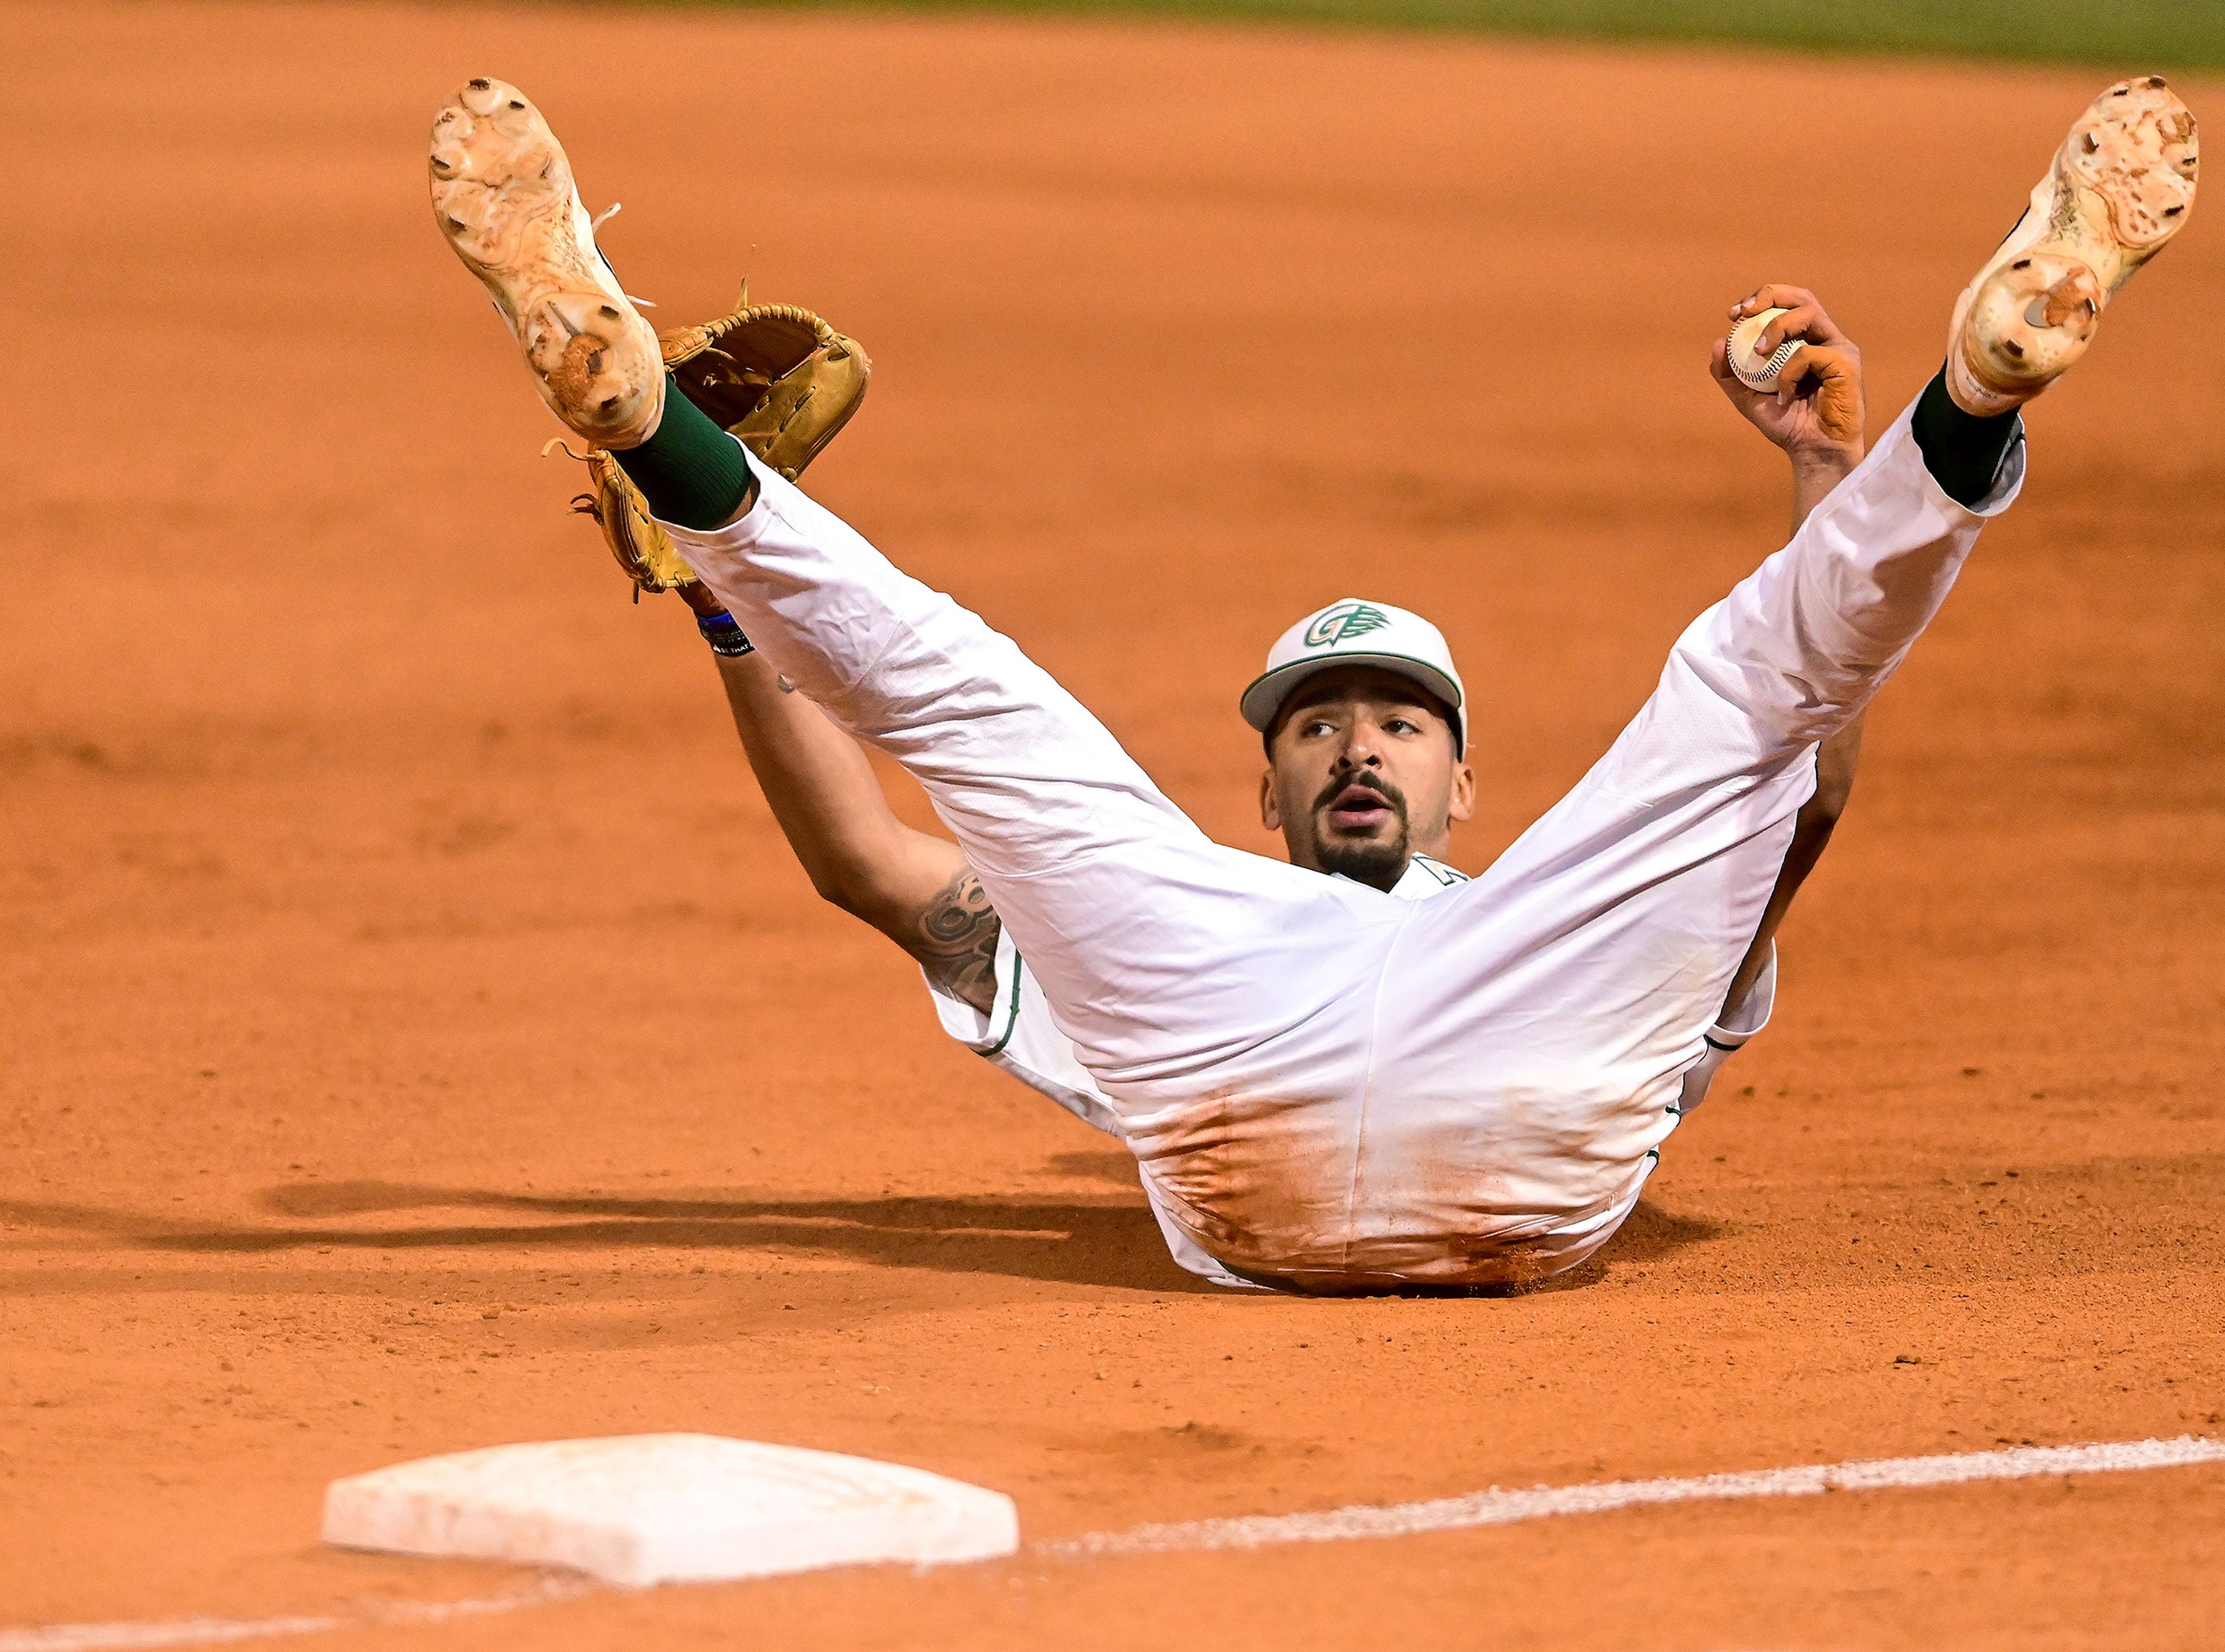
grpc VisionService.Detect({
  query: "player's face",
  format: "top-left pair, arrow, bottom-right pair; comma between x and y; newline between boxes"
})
1260,668 -> 1473,892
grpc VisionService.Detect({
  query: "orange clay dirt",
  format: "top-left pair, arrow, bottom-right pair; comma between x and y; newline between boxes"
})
5,4 -> 2224,1648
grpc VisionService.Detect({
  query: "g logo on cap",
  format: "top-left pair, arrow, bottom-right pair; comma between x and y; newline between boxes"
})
1303,601 -> 1393,649
1242,595 -> 1469,756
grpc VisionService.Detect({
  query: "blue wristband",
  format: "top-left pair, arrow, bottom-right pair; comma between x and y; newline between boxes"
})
696,610 -> 755,658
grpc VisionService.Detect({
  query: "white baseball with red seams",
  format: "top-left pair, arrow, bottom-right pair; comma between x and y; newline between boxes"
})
659,397 -> 2020,1293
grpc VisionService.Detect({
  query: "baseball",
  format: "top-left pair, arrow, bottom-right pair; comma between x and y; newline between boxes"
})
1727,305 -> 1807,391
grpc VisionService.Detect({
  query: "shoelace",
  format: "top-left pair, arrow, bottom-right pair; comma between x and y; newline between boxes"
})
588,200 -> 655,308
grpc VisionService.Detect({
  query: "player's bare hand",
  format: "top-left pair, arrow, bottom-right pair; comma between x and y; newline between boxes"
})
1711,285 -> 1865,464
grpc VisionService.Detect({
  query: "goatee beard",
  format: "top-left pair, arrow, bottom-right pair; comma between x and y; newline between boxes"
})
1316,834 -> 1409,892
1311,771 -> 1412,892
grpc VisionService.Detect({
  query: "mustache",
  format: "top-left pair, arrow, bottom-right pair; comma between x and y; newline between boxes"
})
1314,770 -> 1409,818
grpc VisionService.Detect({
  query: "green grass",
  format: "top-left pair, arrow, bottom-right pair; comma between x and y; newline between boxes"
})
661,0 -> 2225,70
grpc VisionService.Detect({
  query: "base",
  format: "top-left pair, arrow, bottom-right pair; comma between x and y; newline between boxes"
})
322,1434 -> 1020,1587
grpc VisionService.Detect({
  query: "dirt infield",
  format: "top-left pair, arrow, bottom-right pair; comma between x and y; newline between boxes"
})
5,2 -> 2223,1646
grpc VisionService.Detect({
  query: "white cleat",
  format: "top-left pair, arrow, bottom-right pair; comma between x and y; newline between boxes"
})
1947,76 -> 2198,417
429,78 -> 665,447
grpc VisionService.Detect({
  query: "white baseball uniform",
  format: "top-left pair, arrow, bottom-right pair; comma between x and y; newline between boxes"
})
664,396 -> 2021,1292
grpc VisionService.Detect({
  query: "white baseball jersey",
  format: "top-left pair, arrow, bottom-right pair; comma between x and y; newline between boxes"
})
666,396 -> 2018,1292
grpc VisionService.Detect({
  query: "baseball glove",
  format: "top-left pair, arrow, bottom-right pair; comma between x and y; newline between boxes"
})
550,300 -> 870,596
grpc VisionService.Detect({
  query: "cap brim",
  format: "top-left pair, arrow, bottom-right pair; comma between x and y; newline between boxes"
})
1238,653 -> 1465,753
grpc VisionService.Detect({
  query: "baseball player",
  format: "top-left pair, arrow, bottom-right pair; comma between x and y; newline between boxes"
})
431,76 -> 2195,1291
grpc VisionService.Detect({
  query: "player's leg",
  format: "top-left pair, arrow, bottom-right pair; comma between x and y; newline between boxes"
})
426,81 -> 1395,1093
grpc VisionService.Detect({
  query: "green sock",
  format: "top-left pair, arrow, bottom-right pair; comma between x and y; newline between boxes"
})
1911,367 -> 2022,508
612,376 -> 757,530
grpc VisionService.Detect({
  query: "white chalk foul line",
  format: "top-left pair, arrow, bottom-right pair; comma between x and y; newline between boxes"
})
0,1618 -> 346,1652
1045,1434 -> 2225,1557
0,1579 -> 596,1652
5,1436 -> 2220,1650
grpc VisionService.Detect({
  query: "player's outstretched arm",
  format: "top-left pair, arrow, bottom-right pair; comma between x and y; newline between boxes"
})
679,589 -> 1002,1014
1708,283 -> 1870,1018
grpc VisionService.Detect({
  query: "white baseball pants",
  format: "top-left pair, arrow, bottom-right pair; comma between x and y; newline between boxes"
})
663,398 -> 2020,1290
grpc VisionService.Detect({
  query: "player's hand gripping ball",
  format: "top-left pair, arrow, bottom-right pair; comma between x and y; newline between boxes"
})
1712,286 -> 1865,454
1727,305 -> 1806,392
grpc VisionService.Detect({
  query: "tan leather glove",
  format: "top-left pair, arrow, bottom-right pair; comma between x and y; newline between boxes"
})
551,301 -> 869,596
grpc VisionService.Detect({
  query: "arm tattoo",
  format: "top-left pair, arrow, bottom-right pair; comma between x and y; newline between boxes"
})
911,869 -> 1002,1016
